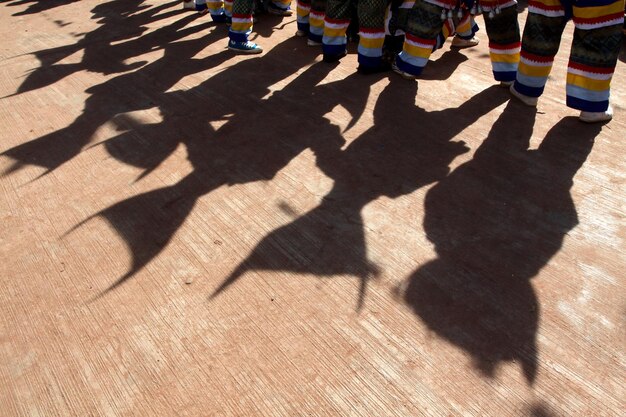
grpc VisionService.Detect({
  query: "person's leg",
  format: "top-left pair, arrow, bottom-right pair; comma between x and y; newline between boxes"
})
224,0 -> 233,18
195,0 -> 209,14
229,0 -> 262,53
322,0 -> 352,61
567,0 -> 624,121
309,0 -> 327,45
356,0 -> 390,72
451,12 -> 480,48
297,0 -> 312,36
511,0 -> 567,104
268,0 -> 294,15
208,0 -> 229,21
481,1 -> 521,84
394,0 -> 445,78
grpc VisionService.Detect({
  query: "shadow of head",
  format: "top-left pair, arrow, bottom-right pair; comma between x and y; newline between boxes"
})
399,104 -> 601,384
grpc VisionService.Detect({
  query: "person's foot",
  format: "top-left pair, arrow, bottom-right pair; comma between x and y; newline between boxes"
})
295,30 -> 307,37
451,35 -> 479,48
196,4 -> 209,15
307,39 -> 322,47
499,80 -> 514,87
267,4 -> 293,16
228,40 -> 263,54
510,84 -> 538,106
323,50 -> 347,63
392,61 -> 418,80
579,106 -> 613,123
183,1 -> 195,10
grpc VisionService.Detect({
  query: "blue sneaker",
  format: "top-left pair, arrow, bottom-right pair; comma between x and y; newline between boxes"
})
228,40 -> 263,54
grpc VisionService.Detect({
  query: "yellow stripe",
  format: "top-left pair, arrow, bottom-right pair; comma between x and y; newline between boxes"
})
573,1 -> 624,19
231,22 -> 251,31
359,37 -> 384,49
456,21 -> 471,35
296,8 -> 309,17
567,73 -> 612,91
530,0 -> 562,7
518,61 -> 552,77
323,27 -> 347,38
489,52 -> 520,64
403,42 -> 432,58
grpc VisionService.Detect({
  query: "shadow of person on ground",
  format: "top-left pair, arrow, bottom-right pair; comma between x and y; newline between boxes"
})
1,14 -> 224,178
70,37 -> 341,298
400,101 -> 600,384
5,0 -> 198,98
212,79 -> 511,309
0,0 -> 80,16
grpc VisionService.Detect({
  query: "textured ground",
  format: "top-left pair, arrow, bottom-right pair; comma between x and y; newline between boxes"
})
1,0 -> 625,416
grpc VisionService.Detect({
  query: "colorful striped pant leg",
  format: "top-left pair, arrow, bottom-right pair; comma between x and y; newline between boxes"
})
514,0 -> 567,97
566,0 -> 624,112
480,1 -> 521,82
455,13 -> 479,40
323,0 -> 352,57
271,0 -> 293,12
229,0 -> 255,42
395,0 -> 444,77
224,0 -> 233,17
297,0 -> 312,34
195,0 -> 229,22
310,0 -> 327,43
357,0 -> 388,69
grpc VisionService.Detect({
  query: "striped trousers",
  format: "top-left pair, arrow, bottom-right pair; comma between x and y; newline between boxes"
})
323,0 -> 390,69
396,0 -> 521,81
195,0 -> 232,22
297,0 -> 328,43
513,0 -> 625,112
228,0 -> 293,43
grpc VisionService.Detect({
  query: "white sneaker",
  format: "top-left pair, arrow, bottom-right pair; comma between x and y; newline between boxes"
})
510,84 -> 538,107
451,36 -> 479,48
183,0 -> 195,9
499,80 -> 514,87
579,106 -> 613,123
307,39 -> 322,47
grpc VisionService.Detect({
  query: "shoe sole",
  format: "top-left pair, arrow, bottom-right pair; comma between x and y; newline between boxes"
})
392,67 -> 417,80
228,46 -> 263,54
579,112 -> 613,123
451,41 -> 479,49
268,9 -> 293,16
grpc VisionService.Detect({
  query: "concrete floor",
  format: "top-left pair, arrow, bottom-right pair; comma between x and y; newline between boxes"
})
1,0 -> 624,415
